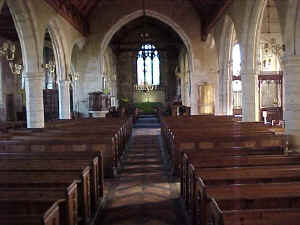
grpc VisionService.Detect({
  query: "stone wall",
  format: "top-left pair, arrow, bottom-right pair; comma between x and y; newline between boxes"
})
82,0 -> 220,115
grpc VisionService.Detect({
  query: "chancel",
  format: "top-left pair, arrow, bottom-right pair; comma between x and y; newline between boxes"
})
1,0 -> 300,225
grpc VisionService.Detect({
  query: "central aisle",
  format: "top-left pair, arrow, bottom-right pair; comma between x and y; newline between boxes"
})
97,115 -> 188,225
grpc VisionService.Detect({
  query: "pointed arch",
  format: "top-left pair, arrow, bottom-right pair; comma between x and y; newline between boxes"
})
46,19 -> 68,81
99,9 -> 194,81
217,15 -> 237,115
6,0 -> 42,73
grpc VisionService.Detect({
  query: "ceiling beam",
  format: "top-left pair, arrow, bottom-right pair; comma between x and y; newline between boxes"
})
201,0 -> 232,41
44,0 -> 89,35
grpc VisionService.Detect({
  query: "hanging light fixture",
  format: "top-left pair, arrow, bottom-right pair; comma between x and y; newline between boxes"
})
0,41 -> 15,60
9,62 -> 23,75
0,41 -> 23,75
42,60 -> 56,74
69,71 -> 80,82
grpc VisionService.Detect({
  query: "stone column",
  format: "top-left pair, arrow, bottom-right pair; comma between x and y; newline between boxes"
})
58,80 -> 71,119
241,70 -> 258,121
24,72 -> 44,128
218,65 -> 232,115
282,56 -> 300,148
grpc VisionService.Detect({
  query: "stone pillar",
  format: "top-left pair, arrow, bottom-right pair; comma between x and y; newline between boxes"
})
58,80 -> 71,119
241,71 -> 258,121
218,65 -> 232,115
24,72 -> 44,128
282,56 -> 300,148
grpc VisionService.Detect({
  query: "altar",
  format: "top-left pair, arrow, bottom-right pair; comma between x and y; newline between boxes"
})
133,85 -> 165,105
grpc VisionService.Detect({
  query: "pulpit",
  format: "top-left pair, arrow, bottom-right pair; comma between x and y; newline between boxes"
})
88,92 -> 110,117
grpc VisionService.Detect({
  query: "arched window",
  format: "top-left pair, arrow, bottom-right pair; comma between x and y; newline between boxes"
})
137,44 -> 160,85
232,44 -> 241,77
231,43 -> 242,111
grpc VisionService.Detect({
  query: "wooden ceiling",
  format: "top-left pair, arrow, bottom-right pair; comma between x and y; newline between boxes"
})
190,0 -> 233,40
43,0 -> 232,40
0,0 -> 231,42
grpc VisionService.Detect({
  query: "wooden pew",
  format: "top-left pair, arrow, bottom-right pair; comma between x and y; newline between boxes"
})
181,153 -> 300,206
205,182 -> 300,225
0,185 -> 76,225
1,116 -> 134,177
191,165 -> 300,225
0,169 -> 91,224
0,199 -> 62,225
0,157 -> 101,212
0,152 -> 104,203
170,133 -> 288,175
0,136 -> 116,177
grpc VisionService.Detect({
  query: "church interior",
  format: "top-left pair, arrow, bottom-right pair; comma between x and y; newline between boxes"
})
0,0 -> 300,224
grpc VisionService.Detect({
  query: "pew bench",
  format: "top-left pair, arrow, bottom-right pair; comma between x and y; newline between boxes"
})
0,199 -> 63,225
0,137 -> 117,177
204,182 -> 300,225
0,157 -> 100,211
0,185 -> 77,225
181,153 -> 300,205
0,152 -> 104,202
170,133 -> 288,175
190,165 -> 300,225
0,169 -> 91,224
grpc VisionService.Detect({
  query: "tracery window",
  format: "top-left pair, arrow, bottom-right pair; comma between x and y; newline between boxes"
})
137,44 -> 160,85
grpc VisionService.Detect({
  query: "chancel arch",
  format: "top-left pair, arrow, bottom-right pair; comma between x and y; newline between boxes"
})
99,9 -> 194,92
101,13 -> 191,114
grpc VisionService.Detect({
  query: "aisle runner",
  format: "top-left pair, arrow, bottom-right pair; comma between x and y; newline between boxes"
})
96,116 -> 188,225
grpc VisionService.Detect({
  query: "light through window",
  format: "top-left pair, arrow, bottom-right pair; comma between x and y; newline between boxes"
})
232,44 -> 241,77
137,44 -> 160,85
231,43 -> 242,110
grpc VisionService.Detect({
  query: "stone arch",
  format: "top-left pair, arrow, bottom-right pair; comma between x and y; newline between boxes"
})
99,9 -> 195,79
46,19 -> 68,81
217,15 -> 237,115
5,0 -> 46,128
6,0 -> 42,74
243,0 -> 267,72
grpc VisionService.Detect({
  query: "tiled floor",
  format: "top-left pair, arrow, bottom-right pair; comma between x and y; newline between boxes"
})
96,117 -> 188,225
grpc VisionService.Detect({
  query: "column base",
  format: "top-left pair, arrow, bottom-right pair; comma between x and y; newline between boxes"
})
88,111 -> 109,118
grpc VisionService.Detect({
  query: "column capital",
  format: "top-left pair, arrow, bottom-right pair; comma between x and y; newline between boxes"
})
23,72 -> 44,80
58,80 -> 71,86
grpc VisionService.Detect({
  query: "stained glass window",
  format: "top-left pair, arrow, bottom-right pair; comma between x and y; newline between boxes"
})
137,44 -> 160,85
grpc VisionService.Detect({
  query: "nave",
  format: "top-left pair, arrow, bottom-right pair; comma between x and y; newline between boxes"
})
97,115 -> 188,225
